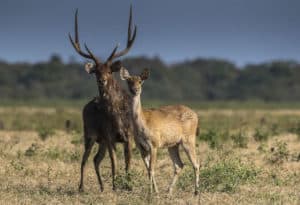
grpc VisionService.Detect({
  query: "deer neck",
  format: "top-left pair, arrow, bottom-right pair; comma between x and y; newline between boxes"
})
131,93 -> 146,132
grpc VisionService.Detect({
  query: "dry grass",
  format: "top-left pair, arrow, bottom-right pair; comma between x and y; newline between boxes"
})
0,108 -> 300,204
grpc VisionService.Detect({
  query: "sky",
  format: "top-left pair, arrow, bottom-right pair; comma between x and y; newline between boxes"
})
0,0 -> 299,66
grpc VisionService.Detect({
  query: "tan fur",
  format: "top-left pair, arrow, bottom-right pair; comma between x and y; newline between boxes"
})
121,68 -> 200,195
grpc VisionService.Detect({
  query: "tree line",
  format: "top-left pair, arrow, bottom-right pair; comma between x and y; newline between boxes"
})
0,55 -> 300,102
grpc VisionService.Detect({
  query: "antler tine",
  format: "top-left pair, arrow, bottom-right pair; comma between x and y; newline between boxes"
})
69,9 -> 101,64
107,5 -> 137,62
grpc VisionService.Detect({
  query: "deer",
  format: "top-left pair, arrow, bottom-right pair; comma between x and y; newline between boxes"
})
69,6 -> 137,192
120,68 -> 200,195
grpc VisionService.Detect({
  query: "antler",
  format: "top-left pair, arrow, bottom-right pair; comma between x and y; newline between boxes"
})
107,5 -> 137,62
69,9 -> 101,64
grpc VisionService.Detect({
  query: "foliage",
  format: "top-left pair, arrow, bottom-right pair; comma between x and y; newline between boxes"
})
253,127 -> 269,142
268,140 -> 289,164
177,158 -> 259,193
199,158 -> 259,193
199,129 -> 229,149
25,143 -> 39,157
37,126 -> 55,141
231,130 -> 248,148
1,56 -> 300,101
114,171 -> 144,191
288,121 -> 300,140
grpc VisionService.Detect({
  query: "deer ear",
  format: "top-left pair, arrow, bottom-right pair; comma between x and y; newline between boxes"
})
85,62 -> 96,74
140,68 -> 150,80
111,60 -> 122,72
120,67 -> 131,80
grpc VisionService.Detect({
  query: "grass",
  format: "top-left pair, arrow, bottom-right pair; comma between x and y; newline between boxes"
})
0,105 -> 300,204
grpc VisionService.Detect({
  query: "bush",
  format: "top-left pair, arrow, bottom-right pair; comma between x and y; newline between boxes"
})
199,129 -> 229,149
199,158 -> 258,193
268,140 -> 289,164
231,131 -> 248,148
114,171 -> 144,191
37,126 -> 55,141
288,122 -> 300,140
25,143 -> 39,157
253,128 -> 269,142
177,158 -> 259,193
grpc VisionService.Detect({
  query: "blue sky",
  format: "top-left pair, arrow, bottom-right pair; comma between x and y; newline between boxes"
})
0,0 -> 299,66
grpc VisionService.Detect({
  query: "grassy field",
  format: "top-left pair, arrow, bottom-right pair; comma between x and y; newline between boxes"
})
0,104 -> 300,204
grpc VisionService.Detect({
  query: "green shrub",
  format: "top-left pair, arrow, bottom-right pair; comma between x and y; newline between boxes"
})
25,143 -> 39,157
177,158 -> 259,193
288,122 -> 300,140
199,158 -> 259,193
114,171 -> 144,191
268,140 -> 289,164
44,147 -> 61,160
231,131 -> 248,148
199,129 -> 229,149
70,132 -> 83,145
253,128 -> 269,142
37,126 -> 55,141
270,123 -> 280,136
257,143 -> 268,153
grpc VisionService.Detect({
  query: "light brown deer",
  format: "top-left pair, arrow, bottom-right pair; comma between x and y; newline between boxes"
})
120,68 -> 200,195
69,6 -> 137,192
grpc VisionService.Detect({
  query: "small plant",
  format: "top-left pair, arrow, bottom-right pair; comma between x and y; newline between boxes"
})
199,129 -> 229,149
69,150 -> 81,162
231,130 -> 248,148
198,158 -> 259,193
44,147 -> 61,160
70,132 -> 83,145
268,140 -> 289,164
37,126 -> 55,141
177,158 -> 259,193
257,143 -> 268,153
288,122 -> 300,140
270,123 -> 280,136
114,171 -> 143,191
253,128 -> 269,142
10,160 -> 24,171
25,143 -> 39,157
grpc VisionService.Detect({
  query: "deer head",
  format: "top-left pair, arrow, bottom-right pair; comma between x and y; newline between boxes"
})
120,67 -> 149,96
69,6 -> 137,91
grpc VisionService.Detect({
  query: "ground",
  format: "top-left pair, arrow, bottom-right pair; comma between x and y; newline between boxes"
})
0,106 -> 299,204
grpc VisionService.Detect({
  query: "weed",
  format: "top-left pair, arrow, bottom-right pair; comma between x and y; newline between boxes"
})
44,147 -> 61,160
37,126 -> 55,141
25,143 -> 39,157
115,170 -> 144,191
199,129 -> 229,149
268,140 -> 289,164
69,150 -> 81,162
231,130 -> 248,148
70,132 -> 83,145
253,127 -> 269,142
257,143 -> 268,153
10,160 -> 24,171
288,121 -> 300,140
198,158 -> 259,193
270,123 -> 280,136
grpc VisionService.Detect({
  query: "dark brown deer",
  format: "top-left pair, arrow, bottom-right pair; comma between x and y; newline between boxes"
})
69,6 -> 137,192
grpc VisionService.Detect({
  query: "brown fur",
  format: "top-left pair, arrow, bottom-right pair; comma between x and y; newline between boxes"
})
121,68 -> 200,195
69,7 -> 137,192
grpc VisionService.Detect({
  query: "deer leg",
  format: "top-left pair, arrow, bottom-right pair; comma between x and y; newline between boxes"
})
149,148 -> 158,193
182,141 -> 200,195
124,140 -> 132,173
93,143 -> 107,192
79,137 -> 95,192
168,145 -> 184,195
108,143 -> 117,191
